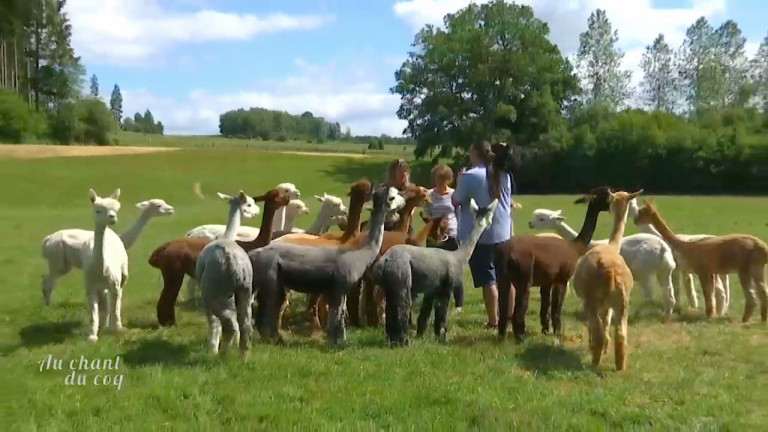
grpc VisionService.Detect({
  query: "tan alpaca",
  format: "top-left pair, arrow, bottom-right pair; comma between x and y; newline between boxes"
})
634,200 -> 768,322
573,189 -> 643,372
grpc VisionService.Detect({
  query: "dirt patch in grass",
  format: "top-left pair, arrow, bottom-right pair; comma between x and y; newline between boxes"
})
0,144 -> 179,160
277,150 -> 372,158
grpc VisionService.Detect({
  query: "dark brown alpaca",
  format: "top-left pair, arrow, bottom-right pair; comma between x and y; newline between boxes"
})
152,189 -> 290,326
494,186 -> 613,342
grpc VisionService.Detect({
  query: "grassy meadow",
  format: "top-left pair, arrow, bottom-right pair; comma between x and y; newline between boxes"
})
1,146 -> 767,430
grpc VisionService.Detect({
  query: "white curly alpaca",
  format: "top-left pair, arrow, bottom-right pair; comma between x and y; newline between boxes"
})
41,198 -> 174,305
81,189 -> 129,342
186,199 -> 309,240
529,208 -> 677,316
627,198 -> 730,314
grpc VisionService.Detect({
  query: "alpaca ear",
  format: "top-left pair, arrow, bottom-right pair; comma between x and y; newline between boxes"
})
314,194 -> 325,202
487,199 -> 499,213
88,188 -> 97,203
628,189 -> 644,200
469,198 -> 479,213
573,194 -> 594,204
135,201 -> 149,209
237,190 -> 249,203
216,192 -> 231,201
110,188 -> 121,200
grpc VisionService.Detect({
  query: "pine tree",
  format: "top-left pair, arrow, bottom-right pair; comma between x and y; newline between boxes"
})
677,17 -> 721,111
89,74 -> 99,98
750,33 -> 768,109
575,9 -> 632,110
640,34 -> 678,112
109,84 -> 123,127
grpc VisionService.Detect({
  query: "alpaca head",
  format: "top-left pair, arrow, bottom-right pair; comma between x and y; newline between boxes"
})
470,198 -> 498,230
216,191 -> 259,219
403,185 -> 432,208
607,189 -> 644,219
253,189 -> 291,213
491,141 -> 523,174
633,198 -> 657,225
285,199 -> 310,218
89,188 -> 121,226
627,197 -> 640,220
314,193 -> 348,219
573,185 -> 614,211
349,179 -> 374,202
372,186 -> 406,214
528,209 -> 565,230
420,212 -> 450,242
276,183 -> 301,199
136,199 -> 175,217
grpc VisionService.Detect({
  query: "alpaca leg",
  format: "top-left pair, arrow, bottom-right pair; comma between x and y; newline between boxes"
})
433,292 -> 450,343
496,269 -> 512,340
638,274 -> 654,304
551,284 -> 566,335
723,275 -> 731,313
384,282 -> 411,346
306,293 -> 323,331
277,288 -> 290,331
415,292 -> 434,337
157,269 -> 184,326
539,285 -> 552,335
739,269 -> 757,323
670,267 -> 683,312
698,274 -> 715,318
586,305 -> 605,369
235,287 -> 254,355
684,271 -> 698,310
86,286 -> 100,342
99,290 -> 109,328
600,308 -> 613,355
326,292 -> 347,346
656,270 -> 675,319
752,267 -> 767,323
713,274 -> 727,316
614,298 -> 629,371
374,285 -> 386,326
110,287 -> 124,331
346,283 -> 361,327
206,312 -> 222,354
218,309 -> 239,356
186,277 -> 197,303
512,281 -> 529,342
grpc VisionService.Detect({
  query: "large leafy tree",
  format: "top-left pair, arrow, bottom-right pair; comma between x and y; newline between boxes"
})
750,33 -> 768,109
639,34 -> 678,112
391,0 -> 578,158
575,9 -> 632,110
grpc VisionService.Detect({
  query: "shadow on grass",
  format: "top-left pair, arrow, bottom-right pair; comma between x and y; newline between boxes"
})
125,317 -> 161,330
19,320 -> 81,348
121,338 -> 196,368
518,342 -> 585,375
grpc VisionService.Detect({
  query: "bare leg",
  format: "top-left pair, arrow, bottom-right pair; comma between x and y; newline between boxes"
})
483,283 -> 499,326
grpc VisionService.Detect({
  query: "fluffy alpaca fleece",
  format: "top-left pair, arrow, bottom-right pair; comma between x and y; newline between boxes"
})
41,199 -> 174,305
573,189 -> 643,372
634,199 -> 768,322
529,208 -> 677,317
249,186 -> 405,346
81,189 -> 128,342
372,199 -> 498,345
196,191 -> 259,356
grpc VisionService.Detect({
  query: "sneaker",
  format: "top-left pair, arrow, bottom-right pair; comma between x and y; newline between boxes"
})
455,307 -> 463,313
483,322 -> 498,329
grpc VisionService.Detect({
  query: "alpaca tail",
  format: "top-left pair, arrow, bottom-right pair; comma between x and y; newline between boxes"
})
148,242 -> 171,269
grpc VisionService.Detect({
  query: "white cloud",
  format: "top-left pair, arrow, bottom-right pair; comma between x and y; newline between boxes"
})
122,59 -> 407,136
65,0 -> 333,65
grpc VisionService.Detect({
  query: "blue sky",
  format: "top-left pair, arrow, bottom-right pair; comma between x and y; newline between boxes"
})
66,0 -> 767,136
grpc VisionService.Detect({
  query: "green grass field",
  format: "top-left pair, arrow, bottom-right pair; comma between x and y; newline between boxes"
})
1,146 -> 767,430
115,131 -> 413,157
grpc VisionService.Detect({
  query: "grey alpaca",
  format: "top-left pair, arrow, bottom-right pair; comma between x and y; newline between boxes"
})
196,191 -> 259,355
372,198 -> 498,345
250,186 -> 405,346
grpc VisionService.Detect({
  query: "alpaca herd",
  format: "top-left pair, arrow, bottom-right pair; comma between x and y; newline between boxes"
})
39,171 -> 768,373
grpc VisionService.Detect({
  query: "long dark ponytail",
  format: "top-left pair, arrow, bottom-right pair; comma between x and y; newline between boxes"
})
470,139 -> 501,200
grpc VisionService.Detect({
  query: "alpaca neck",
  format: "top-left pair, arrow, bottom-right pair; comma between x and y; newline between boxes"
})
637,219 -> 663,237
340,193 -> 365,242
363,201 -> 388,254
457,218 -> 488,262
412,219 -> 436,246
647,211 -> 686,250
607,207 -> 629,248
394,199 -> 418,233
92,222 -> 107,269
222,202 -> 242,241
283,212 -> 297,231
119,209 -> 151,250
571,204 -> 602,254
272,207 -> 286,232
552,220 -> 579,241
239,202 -> 281,252
306,207 -> 330,235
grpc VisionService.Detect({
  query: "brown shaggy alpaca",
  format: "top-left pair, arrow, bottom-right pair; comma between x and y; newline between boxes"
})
152,189 -> 289,326
634,200 -> 768,322
494,186 -> 614,341
573,189 -> 643,372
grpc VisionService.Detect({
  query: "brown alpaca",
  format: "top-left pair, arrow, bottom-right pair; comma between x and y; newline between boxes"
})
572,189 -> 644,372
152,189 -> 289,326
634,200 -> 768,322
494,186 -> 614,342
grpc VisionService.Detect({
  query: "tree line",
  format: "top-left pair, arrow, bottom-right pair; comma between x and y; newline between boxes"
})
0,1 -> 163,145
391,1 -> 768,194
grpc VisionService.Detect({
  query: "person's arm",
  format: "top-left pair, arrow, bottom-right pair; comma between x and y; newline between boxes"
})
452,169 -> 471,207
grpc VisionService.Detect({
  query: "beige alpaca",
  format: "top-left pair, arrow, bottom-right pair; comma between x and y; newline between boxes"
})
634,200 -> 768,322
573,189 -> 643,372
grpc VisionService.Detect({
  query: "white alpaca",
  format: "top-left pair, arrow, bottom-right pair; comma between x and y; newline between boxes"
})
273,183 -> 301,231
81,189 -> 128,342
186,199 -> 309,241
529,208 -> 678,316
627,198 -> 730,314
41,198 -> 174,305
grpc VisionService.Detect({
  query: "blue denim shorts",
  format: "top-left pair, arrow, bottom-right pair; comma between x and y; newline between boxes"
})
468,242 -> 499,288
